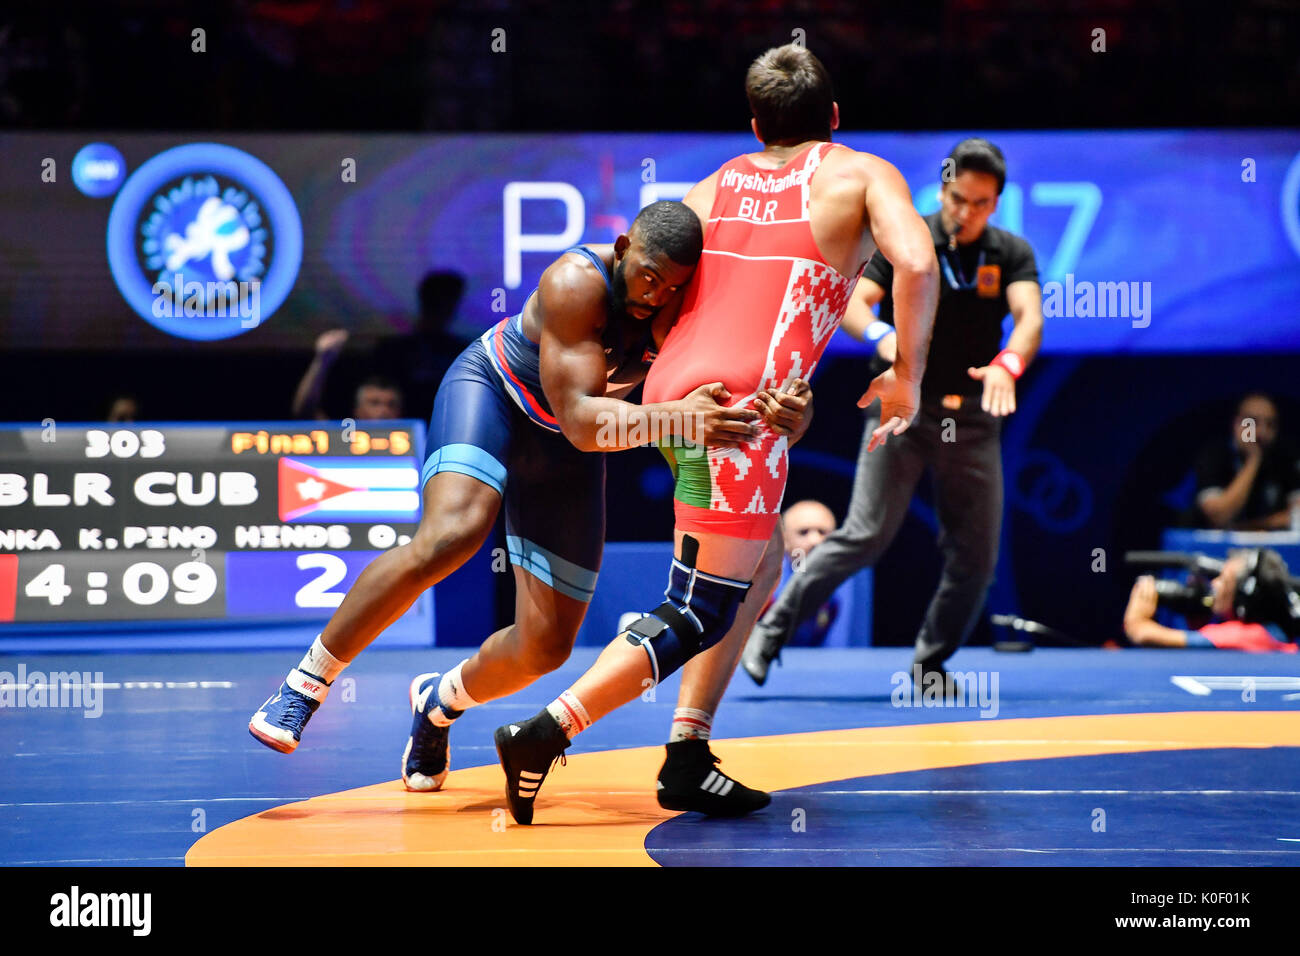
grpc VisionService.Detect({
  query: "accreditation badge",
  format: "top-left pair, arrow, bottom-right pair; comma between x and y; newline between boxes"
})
976,263 -> 1001,298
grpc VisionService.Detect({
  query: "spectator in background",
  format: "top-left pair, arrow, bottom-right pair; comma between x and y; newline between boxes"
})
369,270 -> 471,424
292,329 -> 404,421
1192,393 -> 1300,531
764,499 -> 851,649
292,271 -> 465,424
351,374 -> 403,420
1124,549 -> 1299,653
106,395 -> 139,423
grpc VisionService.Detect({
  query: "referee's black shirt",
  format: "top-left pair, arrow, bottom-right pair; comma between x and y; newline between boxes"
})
863,211 -> 1039,398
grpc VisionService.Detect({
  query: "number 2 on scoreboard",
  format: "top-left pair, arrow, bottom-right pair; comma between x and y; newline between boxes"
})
294,553 -> 348,609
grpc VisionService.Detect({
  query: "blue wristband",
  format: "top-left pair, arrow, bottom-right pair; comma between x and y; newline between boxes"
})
864,320 -> 894,344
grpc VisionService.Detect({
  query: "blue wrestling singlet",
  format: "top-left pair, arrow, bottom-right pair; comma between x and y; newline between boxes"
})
419,246 -> 656,603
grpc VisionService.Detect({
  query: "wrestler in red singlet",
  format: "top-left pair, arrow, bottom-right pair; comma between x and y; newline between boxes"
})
645,141 -> 858,540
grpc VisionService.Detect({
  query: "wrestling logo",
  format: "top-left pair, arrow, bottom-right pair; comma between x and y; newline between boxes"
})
71,143 -> 126,197
107,143 -> 302,340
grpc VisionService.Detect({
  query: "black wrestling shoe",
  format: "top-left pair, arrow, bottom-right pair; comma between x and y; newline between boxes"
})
656,739 -> 771,816
493,711 -> 570,825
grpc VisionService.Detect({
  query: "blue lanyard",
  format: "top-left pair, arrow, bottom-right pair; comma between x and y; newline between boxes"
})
939,246 -> 986,291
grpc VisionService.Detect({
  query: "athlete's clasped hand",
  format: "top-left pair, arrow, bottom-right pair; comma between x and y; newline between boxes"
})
753,378 -> 813,441
679,382 -> 761,447
677,380 -> 814,448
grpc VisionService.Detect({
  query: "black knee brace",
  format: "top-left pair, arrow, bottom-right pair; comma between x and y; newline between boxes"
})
624,536 -> 752,684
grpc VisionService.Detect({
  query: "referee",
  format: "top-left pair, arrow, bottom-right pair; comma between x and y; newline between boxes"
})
742,138 -> 1043,688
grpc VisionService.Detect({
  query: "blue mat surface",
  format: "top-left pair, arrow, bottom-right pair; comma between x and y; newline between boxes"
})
1,646 -> 1296,865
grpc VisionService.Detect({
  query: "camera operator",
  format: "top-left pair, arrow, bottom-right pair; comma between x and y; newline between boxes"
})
1124,548 -> 1299,653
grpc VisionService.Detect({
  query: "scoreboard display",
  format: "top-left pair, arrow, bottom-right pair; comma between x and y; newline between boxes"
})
0,421 -> 431,633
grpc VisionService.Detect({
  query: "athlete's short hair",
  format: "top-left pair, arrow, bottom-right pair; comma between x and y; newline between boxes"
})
630,201 -> 703,267
745,44 -> 835,145
945,138 -> 1008,195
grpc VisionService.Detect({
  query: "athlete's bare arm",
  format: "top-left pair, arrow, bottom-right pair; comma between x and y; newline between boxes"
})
859,157 -> 936,386
856,156 -> 939,450
537,257 -> 760,453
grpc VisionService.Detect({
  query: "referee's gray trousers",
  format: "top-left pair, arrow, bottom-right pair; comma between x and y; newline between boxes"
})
755,396 -> 1003,668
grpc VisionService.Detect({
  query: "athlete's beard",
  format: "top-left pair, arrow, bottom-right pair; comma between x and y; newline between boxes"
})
612,258 -> 657,321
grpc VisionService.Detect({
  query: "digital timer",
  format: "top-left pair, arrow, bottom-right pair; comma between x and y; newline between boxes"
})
0,421 -> 432,633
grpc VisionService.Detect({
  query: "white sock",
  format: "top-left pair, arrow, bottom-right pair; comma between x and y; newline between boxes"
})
669,707 -> 713,742
428,661 -> 481,726
298,635 -> 346,684
436,661 -> 481,714
546,691 -> 591,739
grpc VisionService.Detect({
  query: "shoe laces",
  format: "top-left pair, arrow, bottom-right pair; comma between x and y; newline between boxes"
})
283,692 -> 314,729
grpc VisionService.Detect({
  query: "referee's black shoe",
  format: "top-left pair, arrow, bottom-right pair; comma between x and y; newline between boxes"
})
740,626 -> 785,687
911,662 -> 962,701
494,711 -> 570,825
656,739 -> 771,816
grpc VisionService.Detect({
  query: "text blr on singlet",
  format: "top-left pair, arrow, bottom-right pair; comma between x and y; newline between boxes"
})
644,142 -> 857,540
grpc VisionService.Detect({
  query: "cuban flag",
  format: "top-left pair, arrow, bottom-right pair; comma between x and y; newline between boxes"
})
278,457 -> 421,523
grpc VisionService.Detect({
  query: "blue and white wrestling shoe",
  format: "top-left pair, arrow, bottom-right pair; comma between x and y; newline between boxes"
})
402,673 -> 454,792
248,668 -> 330,754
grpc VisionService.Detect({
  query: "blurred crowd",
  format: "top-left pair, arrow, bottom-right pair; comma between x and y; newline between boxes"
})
3,1 -> 1298,130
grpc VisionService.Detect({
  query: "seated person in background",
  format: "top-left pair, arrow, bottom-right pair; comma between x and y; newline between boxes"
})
1124,548 -> 1299,653
1192,393 -> 1300,531
349,375 -> 403,420
292,328 -> 404,421
106,395 -> 139,423
737,499 -> 859,671
770,499 -> 847,647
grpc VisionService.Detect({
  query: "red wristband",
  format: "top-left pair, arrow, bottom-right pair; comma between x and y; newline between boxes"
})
991,349 -> 1025,380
